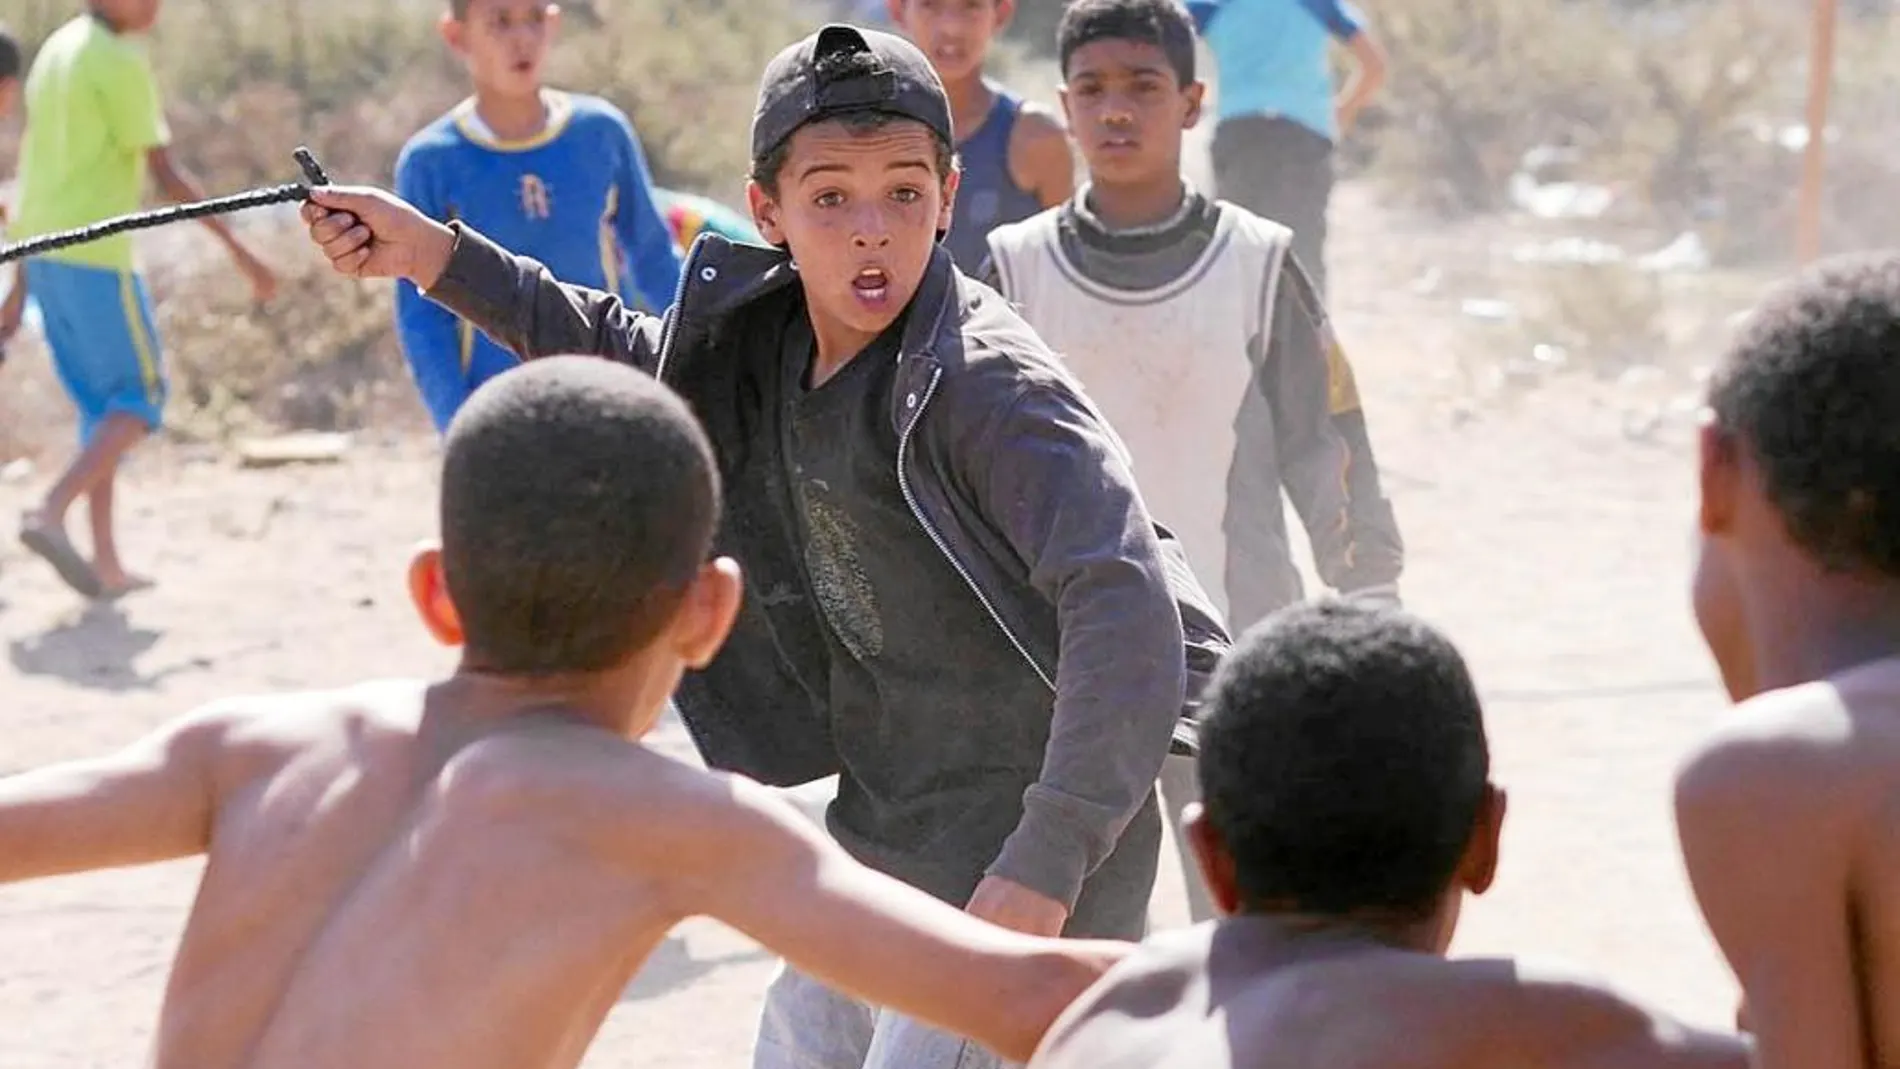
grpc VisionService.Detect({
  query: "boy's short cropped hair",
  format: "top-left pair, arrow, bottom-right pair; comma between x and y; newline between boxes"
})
1197,600 -> 1490,918
1057,0 -> 1197,86
1708,252 -> 1900,580
0,26 -> 22,84
440,357 -> 721,676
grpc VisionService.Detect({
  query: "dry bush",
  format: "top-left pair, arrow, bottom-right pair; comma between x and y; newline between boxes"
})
1361,0 -> 1796,227
1360,0 -> 1645,215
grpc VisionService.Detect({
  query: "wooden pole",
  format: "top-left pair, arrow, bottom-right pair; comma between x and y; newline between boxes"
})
1797,0 -> 1840,264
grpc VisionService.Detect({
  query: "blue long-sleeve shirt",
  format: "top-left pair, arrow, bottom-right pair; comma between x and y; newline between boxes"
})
392,90 -> 683,431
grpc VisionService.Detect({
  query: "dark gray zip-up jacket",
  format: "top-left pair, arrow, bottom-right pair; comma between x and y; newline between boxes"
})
424,221 -> 1229,910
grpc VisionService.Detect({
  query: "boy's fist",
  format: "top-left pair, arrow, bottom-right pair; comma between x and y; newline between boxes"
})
301,187 -> 455,289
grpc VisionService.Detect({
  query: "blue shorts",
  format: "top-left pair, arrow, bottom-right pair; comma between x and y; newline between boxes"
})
25,258 -> 167,445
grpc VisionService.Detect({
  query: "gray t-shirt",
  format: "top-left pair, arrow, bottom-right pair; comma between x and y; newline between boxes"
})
775,315 -> 1055,909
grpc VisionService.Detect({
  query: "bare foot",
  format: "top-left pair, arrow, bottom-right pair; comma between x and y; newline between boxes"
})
18,511 -> 104,598
95,569 -> 156,601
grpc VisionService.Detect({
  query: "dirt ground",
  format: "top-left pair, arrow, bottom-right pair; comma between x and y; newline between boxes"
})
0,178 -> 1743,1066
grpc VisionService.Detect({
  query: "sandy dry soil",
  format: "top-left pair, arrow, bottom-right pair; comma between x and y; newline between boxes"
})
0,180 -> 1743,1066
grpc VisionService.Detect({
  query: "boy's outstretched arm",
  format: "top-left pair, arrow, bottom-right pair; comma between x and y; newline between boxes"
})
0,708 -> 228,884
301,187 -> 663,372
657,771 -> 1128,1063
1674,705 -> 1868,1069
1259,255 -> 1403,605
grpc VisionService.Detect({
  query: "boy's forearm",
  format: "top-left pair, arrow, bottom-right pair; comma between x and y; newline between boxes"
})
1327,408 -> 1404,593
2,268 -> 26,315
425,222 -> 663,370
1263,260 -> 1402,594
979,388 -> 1186,908
688,785 -> 1126,1062
150,155 -> 254,260
1336,31 -> 1388,128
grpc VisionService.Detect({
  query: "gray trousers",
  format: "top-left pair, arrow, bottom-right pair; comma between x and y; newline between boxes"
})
752,963 -> 1012,1069
1155,752 -> 1216,924
1211,114 -> 1337,297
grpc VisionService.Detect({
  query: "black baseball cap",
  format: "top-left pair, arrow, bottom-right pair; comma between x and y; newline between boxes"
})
750,24 -> 954,164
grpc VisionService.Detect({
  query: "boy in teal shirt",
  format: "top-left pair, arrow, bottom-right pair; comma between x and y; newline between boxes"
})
3,0 -> 276,600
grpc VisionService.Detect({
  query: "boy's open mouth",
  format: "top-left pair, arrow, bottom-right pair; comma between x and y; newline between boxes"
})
853,267 -> 890,303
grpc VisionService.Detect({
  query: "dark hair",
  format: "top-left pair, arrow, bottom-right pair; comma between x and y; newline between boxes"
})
440,357 -> 721,676
1198,601 -> 1490,919
1709,252 -> 1900,579
0,27 -> 21,83
751,49 -> 954,198
1057,0 -> 1196,85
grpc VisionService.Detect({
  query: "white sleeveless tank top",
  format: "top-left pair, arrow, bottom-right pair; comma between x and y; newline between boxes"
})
987,204 -> 1291,616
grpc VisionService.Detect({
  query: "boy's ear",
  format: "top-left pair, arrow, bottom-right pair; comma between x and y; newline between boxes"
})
1183,80 -> 1206,130
747,179 -> 786,247
545,3 -> 562,34
885,0 -> 907,25
438,10 -> 466,54
938,165 -> 960,231
407,543 -> 465,648
1697,420 -> 1738,537
674,557 -> 744,670
995,0 -> 1017,30
1459,784 -> 1506,896
1184,802 -> 1240,917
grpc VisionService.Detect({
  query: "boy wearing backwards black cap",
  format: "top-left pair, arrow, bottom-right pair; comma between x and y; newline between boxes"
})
301,21 -> 1227,1069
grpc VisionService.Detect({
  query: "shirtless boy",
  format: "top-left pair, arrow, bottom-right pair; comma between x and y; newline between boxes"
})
1674,251 -> 1900,1069
0,358 -> 1125,1069
1030,600 -> 1752,1069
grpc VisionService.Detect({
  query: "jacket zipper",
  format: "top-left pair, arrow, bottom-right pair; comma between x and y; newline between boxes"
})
653,233 -> 709,380
895,367 -> 1056,693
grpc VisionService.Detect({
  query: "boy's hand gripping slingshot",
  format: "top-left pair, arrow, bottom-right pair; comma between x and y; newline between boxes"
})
0,148 -> 331,266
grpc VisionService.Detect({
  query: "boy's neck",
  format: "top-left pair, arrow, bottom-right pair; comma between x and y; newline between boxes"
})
807,323 -> 881,390
1082,175 -> 1190,232
1233,909 -> 1445,956
88,5 -> 127,32
943,74 -> 996,141
444,663 -> 652,739
473,86 -> 551,143
1747,570 -> 1900,693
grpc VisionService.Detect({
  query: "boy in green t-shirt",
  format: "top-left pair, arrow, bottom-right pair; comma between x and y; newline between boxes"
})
0,0 -> 276,600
